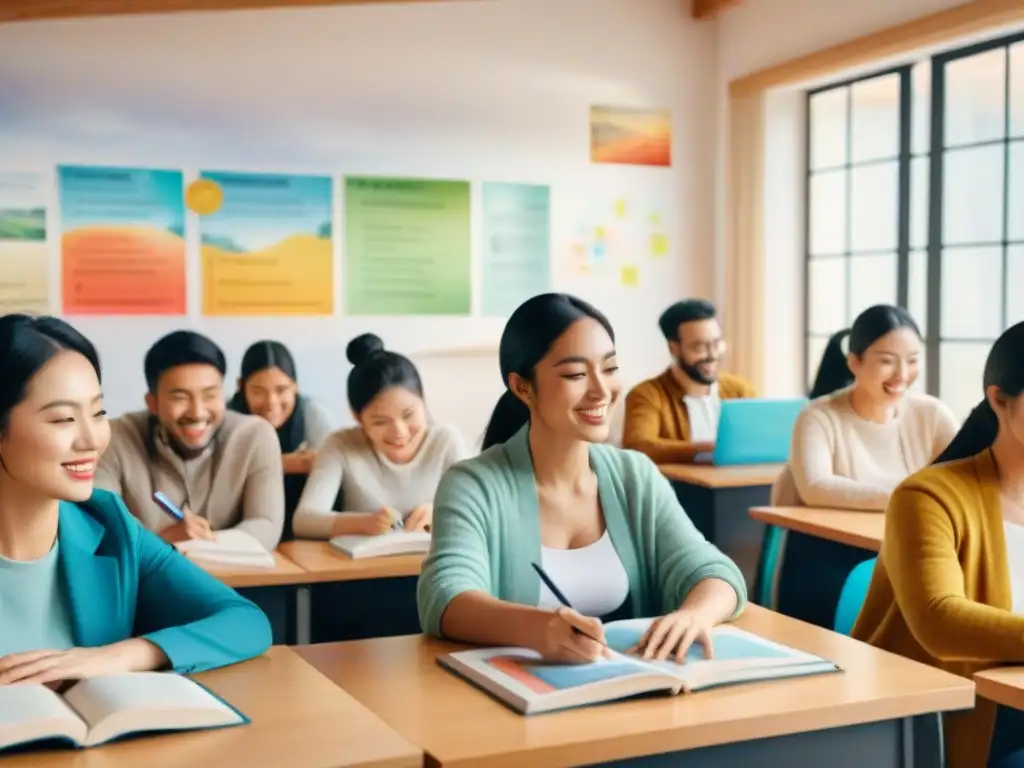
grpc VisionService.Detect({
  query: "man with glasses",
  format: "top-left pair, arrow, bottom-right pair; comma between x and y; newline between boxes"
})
622,299 -> 756,463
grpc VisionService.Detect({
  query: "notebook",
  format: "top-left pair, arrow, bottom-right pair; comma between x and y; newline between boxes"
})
174,530 -> 276,569
329,530 -> 431,559
0,672 -> 248,752
439,619 -> 840,715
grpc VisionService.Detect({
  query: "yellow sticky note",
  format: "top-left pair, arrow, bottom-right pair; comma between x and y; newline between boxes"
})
595,226 -> 606,241
614,199 -> 628,218
185,178 -> 224,216
649,212 -> 662,225
620,264 -> 638,287
651,232 -> 668,257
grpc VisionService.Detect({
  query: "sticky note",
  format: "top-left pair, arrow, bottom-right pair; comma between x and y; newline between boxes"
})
614,199 -> 628,218
649,212 -> 662,225
595,226 -> 607,241
620,264 -> 638,287
651,232 -> 668,257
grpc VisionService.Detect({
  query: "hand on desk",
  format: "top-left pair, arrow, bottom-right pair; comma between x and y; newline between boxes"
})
0,639 -> 168,687
628,609 -> 714,662
159,504 -> 215,543
405,503 -> 433,532
538,607 -> 611,664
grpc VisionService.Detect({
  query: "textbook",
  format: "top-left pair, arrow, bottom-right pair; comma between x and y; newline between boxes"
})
174,529 -> 276,569
329,530 -> 431,559
439,619 -> 840,714
0,672 -> 247,752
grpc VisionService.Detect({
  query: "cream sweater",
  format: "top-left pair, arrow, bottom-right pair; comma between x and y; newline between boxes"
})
772,388 -> 958,511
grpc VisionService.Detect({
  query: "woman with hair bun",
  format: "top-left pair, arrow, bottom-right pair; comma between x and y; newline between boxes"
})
292,333 -> 467,540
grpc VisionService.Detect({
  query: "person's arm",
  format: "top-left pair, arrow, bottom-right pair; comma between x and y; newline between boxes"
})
230,421 -> 285,549
789,409 -> 893,511
884,487 -> 1024,662
292,439 -> 346,539
302,400 -> 334,451
622,387 -> 710,464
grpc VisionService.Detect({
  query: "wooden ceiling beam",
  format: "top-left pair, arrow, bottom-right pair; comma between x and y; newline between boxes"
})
692,0 -> 742,20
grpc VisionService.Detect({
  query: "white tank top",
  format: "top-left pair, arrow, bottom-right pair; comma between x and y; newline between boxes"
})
537,530 -> 630,618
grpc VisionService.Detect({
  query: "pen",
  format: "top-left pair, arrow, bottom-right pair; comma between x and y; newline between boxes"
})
153,491 -> 185,522
530,562 -> 607,647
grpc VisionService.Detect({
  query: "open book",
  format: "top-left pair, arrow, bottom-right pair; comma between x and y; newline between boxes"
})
439,619 -> 840,715
0,672 -> 247,752
330,530 -> 431,559
175,529 -> 275,569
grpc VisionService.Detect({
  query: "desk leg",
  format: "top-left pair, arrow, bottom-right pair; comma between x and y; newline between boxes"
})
295,586 -> 312,646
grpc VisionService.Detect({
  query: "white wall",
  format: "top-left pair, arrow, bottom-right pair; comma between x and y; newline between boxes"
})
0,0 -> 718,446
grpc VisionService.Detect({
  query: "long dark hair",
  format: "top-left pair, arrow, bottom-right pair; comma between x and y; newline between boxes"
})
345,333 -> 424,415
482,293 -> 615,450
229,340 -> 306,453
933,321 -> 1024,464
809,305 -> 921,399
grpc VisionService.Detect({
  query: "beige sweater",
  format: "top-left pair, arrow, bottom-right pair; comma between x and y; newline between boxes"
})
95,410 -> 285,550
772,388 -> 958,511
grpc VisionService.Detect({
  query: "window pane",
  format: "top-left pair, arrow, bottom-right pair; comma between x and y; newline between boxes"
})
1011,43 -> 1024,139
912,62 -> 932,155
940,246 -> 1004,339
908,249 -> 928,336
849,252 -> 897,322
809,170 -> 847,255
943,144 -> 1005,245
1008,246 -> 1024,327
940,341 -> 992,421
1011,141 -> 1024,242
944,47 -> 1007,148
810,87 -> 849,170
850,162 -> 898,252
910,157 -> 930,249
851,74 -> 900,163
806,335 -> 829,392
808,257 -> 847,334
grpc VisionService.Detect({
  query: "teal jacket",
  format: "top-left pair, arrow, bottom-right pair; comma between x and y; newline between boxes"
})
417,426 -> 747,636
58,489 -> 271,673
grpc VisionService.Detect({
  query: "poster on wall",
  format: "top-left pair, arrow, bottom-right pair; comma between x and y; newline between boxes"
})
0,172 -> 49,314
57,165 -> 187,315
563,196 -> 668,288
344,176 -> 471,316
590,106 -> 672,168
194,171 -> 334,316
481,182 -> 551,317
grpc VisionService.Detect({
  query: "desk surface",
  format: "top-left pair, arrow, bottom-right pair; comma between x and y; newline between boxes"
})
659,463 -> 784,488
975,667 -> 1024,710
297,605 -> 972,768
202,550 -> 310,588
750,506 -> 884,552
4,647 -> 422,768
279,540 -> 424,583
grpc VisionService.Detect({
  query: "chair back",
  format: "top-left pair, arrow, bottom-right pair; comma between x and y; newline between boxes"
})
833,557 -> 877,635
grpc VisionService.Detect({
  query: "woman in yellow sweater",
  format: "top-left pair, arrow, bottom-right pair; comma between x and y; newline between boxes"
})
852,321 -> 1024,768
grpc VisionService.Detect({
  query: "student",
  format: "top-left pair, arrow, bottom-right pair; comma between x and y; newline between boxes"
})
853,322 -> 1024,768
293,333 -> 467,540
417,293 -> 746,662
0,315 -> 270,680
95,331 -> 284,551
622,299 -> 756,463
772,304 -> 958,628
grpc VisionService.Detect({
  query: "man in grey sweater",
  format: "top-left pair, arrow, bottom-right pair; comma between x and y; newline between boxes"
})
95,331 -> 285,551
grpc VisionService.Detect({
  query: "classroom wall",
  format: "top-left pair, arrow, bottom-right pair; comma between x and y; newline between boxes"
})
0,0 -> 716,448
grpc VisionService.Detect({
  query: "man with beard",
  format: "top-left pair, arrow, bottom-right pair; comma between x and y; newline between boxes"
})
622,299 -> 756,463
95,331 -> 284,550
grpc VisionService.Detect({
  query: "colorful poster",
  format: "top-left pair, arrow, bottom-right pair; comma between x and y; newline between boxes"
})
481,182 -> 551,317
590,106 -> 672,167
565,197 -> 667,277
344,177 -> 471,316
0,172 -> 49,314
57,165 -> 186,315
195,172 -> 333,316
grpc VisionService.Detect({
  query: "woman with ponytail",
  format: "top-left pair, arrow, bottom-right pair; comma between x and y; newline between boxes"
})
418,294 -> 746,664
852,322 -> 1024,768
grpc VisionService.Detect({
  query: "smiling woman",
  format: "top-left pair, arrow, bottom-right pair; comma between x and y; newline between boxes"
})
0,314 -> 270,683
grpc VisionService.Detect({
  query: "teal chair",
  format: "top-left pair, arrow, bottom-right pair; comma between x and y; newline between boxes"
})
833,557 -> 877,635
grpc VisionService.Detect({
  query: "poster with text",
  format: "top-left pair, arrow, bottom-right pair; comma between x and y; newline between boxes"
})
344,177 -> 471,316
0,172 -> 49,314
58,165 -> 186,315
481,182 -> 551,317
196,172 -> 334,316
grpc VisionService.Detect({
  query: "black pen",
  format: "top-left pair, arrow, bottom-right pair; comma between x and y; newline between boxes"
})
531,562 -> 608,648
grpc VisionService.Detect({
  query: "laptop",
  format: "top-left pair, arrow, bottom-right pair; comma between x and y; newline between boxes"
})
695,397 -> 807,466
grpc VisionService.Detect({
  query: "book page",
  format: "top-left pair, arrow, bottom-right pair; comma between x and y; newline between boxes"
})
331,530 -> 430,557
0,685 -> 86,750
175,530 -> 275,568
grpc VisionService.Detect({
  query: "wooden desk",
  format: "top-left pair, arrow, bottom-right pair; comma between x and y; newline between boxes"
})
659,463 -> 784,591
297,605 -> 973,768
279,540 -> 424,583
976,667 -> 1024,710
4,647 -> 421,768
750,506 -> 883,553
203,550 -> 310,589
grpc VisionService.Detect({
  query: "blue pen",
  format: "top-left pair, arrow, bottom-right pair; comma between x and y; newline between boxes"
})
153,491 -> 185,522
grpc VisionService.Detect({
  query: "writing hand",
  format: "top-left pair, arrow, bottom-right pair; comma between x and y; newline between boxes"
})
405,503 -> 433,532
538,607 -> 610,664
160,504 -> 215,543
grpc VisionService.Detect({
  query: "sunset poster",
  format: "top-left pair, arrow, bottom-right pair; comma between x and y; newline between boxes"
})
58,165 -> 187,315
196,171 -> 334,316
590,106 -> 672,167
0,172 -> 49,314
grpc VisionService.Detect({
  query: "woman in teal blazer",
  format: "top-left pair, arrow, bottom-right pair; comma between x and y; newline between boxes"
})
0,315 -> 270,686
417,294 -> 746,663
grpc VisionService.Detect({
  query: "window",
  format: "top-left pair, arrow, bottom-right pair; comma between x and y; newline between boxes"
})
804,31 -> 1024,419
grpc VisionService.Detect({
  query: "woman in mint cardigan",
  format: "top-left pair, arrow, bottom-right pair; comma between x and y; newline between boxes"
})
0,315 -> 270,685
417,294 -> 746,663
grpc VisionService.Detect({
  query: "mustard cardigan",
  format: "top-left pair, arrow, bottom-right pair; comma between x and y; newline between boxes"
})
852,449 -> 1024,768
